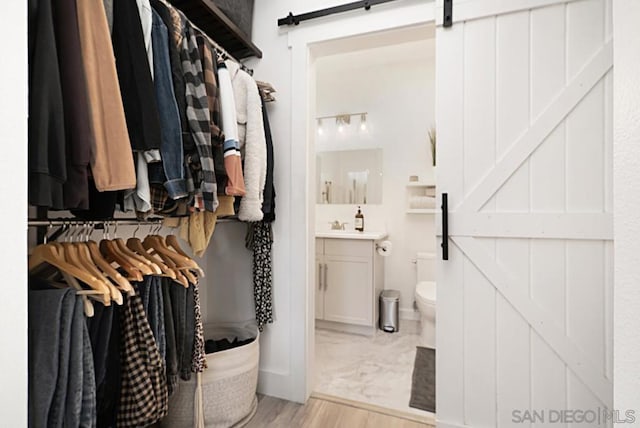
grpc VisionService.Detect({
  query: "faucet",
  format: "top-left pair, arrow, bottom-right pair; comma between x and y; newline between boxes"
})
330,220 -> 348,230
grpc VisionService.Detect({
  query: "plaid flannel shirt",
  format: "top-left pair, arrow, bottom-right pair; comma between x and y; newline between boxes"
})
180,21 -> 218,212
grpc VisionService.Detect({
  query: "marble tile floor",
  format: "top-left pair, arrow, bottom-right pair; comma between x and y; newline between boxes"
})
313,320 -> 432,418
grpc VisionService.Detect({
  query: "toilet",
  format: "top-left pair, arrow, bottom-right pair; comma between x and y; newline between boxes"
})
415,252 -> 436,348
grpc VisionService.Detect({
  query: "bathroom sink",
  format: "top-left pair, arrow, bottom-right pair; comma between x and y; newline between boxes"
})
315,230 -> 388,240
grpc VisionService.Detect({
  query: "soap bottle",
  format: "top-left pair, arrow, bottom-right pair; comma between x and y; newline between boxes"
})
355,206 -> 364,232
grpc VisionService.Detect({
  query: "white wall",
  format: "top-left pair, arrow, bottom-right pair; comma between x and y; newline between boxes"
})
246,0 -> 434,401
315,45 -> 436,317
613,0 -> 640,417
0,1 -> 28,426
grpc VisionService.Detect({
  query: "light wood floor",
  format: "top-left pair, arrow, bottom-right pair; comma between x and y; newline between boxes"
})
244,395 -> 435,428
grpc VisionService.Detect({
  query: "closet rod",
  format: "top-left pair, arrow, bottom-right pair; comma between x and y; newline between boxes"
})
187,19 -> 253,75
28,218 -> 164,227
28,217 -> 241,227
277,0 -> 400,27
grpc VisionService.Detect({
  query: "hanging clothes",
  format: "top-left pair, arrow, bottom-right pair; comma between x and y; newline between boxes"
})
260,94 -> 276,222
112,0 -> 162,152
217,62 -> 246,198
191,281 -> 207,373
181,284 -> 196,380
180,20 -> 219,212
195,34 -> 224,144
117,291 -> 168,427
86,302 -> 122,428
136,275 -> 167,359
28,282 -> 97,428
51,0 -> 93,210
28,0 -> 66,210
161,278 -> 179,395
156,1 -> 196,156
224,60 -> 267,222
102,0 -> 114,32
196,33 -> 238,217
149,9 -> 188,201
76,0 -> 136,192
246,222 -> 274,331
166,210 -> 218,258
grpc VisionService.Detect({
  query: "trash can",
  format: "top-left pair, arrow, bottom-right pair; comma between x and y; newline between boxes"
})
379,290 -> 400,332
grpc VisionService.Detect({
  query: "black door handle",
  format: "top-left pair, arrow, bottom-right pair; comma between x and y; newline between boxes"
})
441,193 -> 448,260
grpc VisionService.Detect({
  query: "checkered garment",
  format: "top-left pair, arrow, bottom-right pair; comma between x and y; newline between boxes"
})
117,292 -> 168,427
180,20 -> 219,212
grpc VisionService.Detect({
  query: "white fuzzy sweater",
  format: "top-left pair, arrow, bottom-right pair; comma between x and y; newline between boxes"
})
225,60 -> 267,222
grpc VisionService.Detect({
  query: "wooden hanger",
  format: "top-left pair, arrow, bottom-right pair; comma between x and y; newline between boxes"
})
146,235 -> 200,271
104,220 -> 156,275
29,244 -> 110,306
100,239 -> 144,282
148,235 -> 199,284
113,237 -> 156,275
127,237 -> 175,278
142,235 -> 190,287
72,241 -> 124,305
59,225 -> 117,305
63,241 -> 122,305
166,234 -> 205,277
165,255 -> 190,287
85,240 -> 135,295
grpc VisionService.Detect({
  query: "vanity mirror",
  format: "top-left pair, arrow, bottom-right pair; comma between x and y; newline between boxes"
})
316,148 -> 383,204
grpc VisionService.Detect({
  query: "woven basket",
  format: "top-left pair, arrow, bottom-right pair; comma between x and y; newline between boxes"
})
161,325 -> 259,428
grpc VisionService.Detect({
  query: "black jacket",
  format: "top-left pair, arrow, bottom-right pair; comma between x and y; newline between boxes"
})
28,0 -> 66,209
52,0 -> 93,210
112,0 -> 162,151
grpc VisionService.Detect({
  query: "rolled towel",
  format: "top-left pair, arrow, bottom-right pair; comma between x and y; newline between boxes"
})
410,196 -> 436,209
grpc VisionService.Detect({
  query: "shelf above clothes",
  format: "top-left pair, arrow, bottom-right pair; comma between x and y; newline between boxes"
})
167,0 -> 262,59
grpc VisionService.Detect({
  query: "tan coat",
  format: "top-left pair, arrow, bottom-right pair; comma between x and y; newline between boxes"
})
76,0 -> 136,191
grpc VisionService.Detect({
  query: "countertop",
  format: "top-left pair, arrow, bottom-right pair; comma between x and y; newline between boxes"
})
315,230 -> 388,240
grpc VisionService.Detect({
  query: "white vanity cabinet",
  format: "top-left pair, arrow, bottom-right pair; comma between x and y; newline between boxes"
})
315,236 -> 385,335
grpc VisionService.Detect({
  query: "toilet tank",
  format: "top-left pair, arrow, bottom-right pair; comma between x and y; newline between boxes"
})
416,252 -> 435,282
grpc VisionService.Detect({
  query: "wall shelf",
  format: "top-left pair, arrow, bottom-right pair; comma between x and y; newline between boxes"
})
168,0 -> 262,59
406,182 -> 436,188
406,181 -> 436,213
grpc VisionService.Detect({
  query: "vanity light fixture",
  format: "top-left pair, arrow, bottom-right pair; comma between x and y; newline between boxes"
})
360,113 -> 367,131
316,112 -> 367,134
336,114 -> 351,133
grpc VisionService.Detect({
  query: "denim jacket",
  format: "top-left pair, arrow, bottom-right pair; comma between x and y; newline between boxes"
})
149,9 -> 187,199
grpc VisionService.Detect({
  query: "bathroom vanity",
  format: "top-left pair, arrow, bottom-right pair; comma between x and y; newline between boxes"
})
315,231 -> 387,336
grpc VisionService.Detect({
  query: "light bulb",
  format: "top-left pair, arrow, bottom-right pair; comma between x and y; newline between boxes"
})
360,122 -> 367,131
317,118 -> 323,135
338,124 -> 344,133
360,113 -> 367,131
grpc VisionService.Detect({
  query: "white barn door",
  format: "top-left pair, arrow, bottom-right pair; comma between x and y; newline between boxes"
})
435,1 -> 613,427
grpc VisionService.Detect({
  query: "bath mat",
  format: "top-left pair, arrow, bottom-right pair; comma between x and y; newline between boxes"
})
409,346 -> 435,413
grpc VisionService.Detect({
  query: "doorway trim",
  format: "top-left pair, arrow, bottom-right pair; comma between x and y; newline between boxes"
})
286,0 -> 435,402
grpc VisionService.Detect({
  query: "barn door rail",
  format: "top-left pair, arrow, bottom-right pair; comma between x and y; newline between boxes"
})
277,0 -> 400,27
